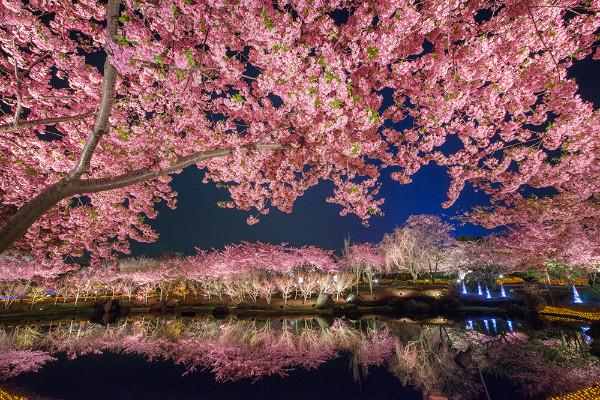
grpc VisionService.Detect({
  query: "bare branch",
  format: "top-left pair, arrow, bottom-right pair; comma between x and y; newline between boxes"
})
525,1 -> 562,83
138,60 -> 218,73
12,40 -> 22,126
68,0 -> 121,179
0,111 -> 96,133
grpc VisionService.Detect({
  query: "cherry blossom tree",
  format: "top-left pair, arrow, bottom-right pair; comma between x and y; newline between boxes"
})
380,226 -> 428,283
1,0 -> 598,264
0,254 -> 75,309
405,215 -> 455,283
343,241 -> 384,293
452,237 -> 519,282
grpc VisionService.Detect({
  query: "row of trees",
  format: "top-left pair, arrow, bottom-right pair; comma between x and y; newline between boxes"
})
0,215 -> 461,307
2,213 -> 598,308
5,210 -> 596,303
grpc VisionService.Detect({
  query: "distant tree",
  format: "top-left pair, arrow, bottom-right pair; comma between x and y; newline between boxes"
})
380,227 -> 428,283
405,215 -> 455,283
343,240 -> 385,293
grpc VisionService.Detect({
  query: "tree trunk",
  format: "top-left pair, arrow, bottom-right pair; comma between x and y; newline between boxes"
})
429,261 -> 435,283
0,145 -> 279,255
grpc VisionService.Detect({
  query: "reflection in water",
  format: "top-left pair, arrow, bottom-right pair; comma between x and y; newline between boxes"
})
0,315 -> 598,399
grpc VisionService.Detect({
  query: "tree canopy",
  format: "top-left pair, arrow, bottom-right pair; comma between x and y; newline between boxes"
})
0,0 -> 598,263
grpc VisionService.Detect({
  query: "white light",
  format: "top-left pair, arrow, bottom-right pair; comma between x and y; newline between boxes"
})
333,274 -> 338,282
499,274 -> 504,279
298,277 -> 304,283
456,278 -> 461,283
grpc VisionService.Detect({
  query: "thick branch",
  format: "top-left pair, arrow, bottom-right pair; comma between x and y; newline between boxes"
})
0,111 -> 96,133
0,179 -> 80,255
0,143 -> 281,254
75,143 -> 282,193
68,0 -> 121,179
138,60 -> 218,73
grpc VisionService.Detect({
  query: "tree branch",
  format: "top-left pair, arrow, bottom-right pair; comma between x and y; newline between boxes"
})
68,0 -> 121,179
138,60 -> 218,73
12,40 -> 22,126
524,1 -> 562,82
0,111 -> 96,133
0,142 -> 282,254
76,143 -> 282,193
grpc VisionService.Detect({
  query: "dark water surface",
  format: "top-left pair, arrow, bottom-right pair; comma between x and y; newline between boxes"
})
1,314 -> 596,399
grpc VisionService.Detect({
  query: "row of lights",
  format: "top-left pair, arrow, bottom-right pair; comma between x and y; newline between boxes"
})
549,383 -> 600,400
466,318 -> 514,333
539,306 -> 600,321
459,281 -> 507,299
0,388 -> 27,400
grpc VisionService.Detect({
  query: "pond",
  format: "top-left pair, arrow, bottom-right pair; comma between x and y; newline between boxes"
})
0,313 -> 597,400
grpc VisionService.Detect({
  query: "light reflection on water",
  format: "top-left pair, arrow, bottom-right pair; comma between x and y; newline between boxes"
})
0,314 -> 598,399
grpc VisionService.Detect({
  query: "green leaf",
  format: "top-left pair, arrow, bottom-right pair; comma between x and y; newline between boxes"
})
25,167 -> 37,176
113,34 -> 136,46
154,55 -> 165,67
366,106 -> 379,123
324,72 -> 340,83
349,142 -> 360,157
89,210 -> 100,218
263,9 -> 274,30
184,49 -> 196,67
367,46 -> 379,60
308,87 -> 317,95
116,125 -> 131,141
231,93 -> 246,103
330,98 -> 343,109
172,5 -> 181,17
118,15 -> 129,24
346,82 -> 353,95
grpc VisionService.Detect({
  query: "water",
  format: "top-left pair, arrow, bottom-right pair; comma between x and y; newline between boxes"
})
0,313 -> 597,399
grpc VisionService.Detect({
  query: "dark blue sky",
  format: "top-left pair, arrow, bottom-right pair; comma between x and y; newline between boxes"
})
131,55 -> 599,257
131,164 -> 492,257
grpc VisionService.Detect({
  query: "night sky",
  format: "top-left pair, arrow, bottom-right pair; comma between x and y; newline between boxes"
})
131,54 -> 599,258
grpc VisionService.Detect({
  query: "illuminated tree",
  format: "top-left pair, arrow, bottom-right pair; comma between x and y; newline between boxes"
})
380,227 -> 428,283
405,215 -> 455,283
1,0 -> 597,265
343,241 -> 385,293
